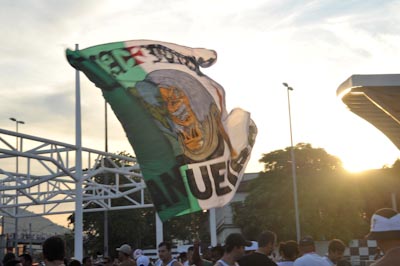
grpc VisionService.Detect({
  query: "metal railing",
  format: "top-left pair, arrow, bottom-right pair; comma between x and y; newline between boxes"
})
0,128 -> 153,218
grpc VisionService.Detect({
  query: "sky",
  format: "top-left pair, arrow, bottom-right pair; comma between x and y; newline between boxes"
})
1,0 -> 400,177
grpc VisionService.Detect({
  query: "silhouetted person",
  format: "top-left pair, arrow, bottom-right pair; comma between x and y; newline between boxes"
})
18,254 -> 32,266
239,230 -> 277,266
293,236 -> 329,266
156,242 -> 183,266
4,260 -> 22,266
82,257 -> 93,266
322,239 -> 346,265
42,236 -> 66,266
68,260 -> 82,266
215,233 -> 251,266
277,240 -> 299,266
116,244 -> 135,266
2,253 -> 16,266
210,246 -> 224,264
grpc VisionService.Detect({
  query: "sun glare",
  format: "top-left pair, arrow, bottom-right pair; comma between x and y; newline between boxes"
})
340,153 -> 394,173
343,161 -> 371,173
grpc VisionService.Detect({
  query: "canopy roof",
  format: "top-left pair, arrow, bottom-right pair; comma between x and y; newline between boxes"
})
337,74 -> 400,150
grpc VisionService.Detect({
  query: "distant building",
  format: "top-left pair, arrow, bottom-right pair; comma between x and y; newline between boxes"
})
215,172 -> 259,243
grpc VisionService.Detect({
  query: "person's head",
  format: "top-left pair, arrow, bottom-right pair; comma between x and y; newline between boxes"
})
278,240 -> 299,261
186,246 -> 194,262
257,230 -> 276,255
18,254 -> 32,266
178,252 -> 187,262
42,236 -> 66,263
367,208 -> 400,252
158,242 -> 173,262
210,245 -> 224,263
3,253 -> 16,265
327,239 -> 346,263
133,249 -> 144,260
224,233 -> 252,260
68,259 -> 82,266
82,257 -> 93,266
116,244 -> 132,261
136,255 -> 150,266
298,236 -> 315,255
101,257 -> 112,266
5,260 -> 22,266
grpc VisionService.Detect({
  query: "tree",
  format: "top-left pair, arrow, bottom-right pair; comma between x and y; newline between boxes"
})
234,143 -> 368,242
164,211 -> 210,243
353,161 -> 400,222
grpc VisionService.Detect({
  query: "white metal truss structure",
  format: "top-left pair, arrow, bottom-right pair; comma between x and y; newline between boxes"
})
0,128 -> 153,219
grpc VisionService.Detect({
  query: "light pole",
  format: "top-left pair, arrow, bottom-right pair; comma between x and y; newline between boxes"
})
9,117 -> 25,255
282,83 -> 301,241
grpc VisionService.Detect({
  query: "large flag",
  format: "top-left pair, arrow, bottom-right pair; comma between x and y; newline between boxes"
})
66,40 -> 257,221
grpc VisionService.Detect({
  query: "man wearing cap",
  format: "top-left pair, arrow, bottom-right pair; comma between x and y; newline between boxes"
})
214,233 -> 252,266
238,230 -> 277,266
293,236 -> 329,266
116,244 -> 135,266
367,208 -> 400,266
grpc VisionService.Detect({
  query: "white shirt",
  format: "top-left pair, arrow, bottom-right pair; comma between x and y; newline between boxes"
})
214,260 -> 239,266
277,261 -> 294,266
322,256 -> 334,266
155,259 -> 178,266
293,253 -> 330,266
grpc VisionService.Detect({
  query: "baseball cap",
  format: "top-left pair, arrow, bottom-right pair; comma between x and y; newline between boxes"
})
136,255 -> 150,266
299,236 -> 314,246
225,233 -> 252,248
245,241 -> 258,251
116,244 -> 132,255
133,249 -> 144,260
367,208 -> 400,240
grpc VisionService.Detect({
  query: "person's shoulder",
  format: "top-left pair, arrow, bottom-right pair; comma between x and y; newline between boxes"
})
202,259 -> 213,266
125,260 -> 136,266
319,256 -> 333,265
293,256 -> 305,266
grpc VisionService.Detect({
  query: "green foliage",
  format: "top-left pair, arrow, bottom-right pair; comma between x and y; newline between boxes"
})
234,143 -> 369,243
351,162 -> 400,222
164,211 -> 210,243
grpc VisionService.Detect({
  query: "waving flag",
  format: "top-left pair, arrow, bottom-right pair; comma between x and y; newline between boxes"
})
66,40 -> 257,221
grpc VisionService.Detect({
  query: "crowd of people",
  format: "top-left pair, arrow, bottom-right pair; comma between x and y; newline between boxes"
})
1,207 -> 399,266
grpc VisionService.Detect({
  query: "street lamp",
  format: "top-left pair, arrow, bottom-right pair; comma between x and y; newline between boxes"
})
282,83 -> 301,241
9,117 -> 25,255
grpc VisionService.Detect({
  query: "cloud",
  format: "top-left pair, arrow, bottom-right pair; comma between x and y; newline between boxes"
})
1,0 -> 399,175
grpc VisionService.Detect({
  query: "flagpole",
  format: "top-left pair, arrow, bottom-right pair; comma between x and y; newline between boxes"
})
155,213 -> 163,246
209,208 -> 217,246
74,43 -> 84,261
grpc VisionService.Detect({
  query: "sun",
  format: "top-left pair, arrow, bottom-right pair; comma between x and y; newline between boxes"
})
340,152 -> 395,173
342,161 -> 371,173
